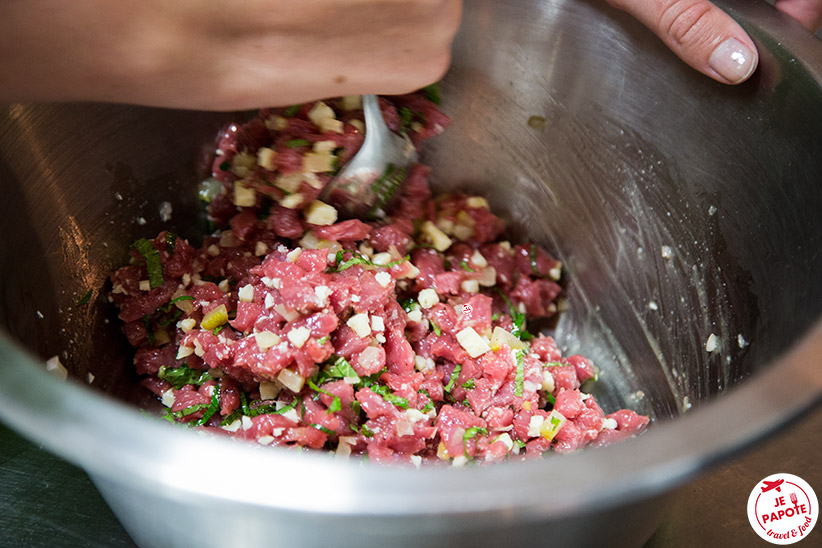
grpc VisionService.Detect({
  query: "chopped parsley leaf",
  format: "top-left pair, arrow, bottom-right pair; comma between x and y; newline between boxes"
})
444,363 -> 461,393
430,320 -> 442,337
158,364 -> 213,390
462,426 -> 488,456
422,83 -> 441,105
283,104 -> 301,117
545,393 -> 556,406
307,379 -> 342,413
514,349 -> 526,397
310,423 -> 336,436
461,379 -> 476,390
367,163 -> 406,220
141,315 -> 155,346
76,289 -> 93,306
165,232 -> 178,253
459,260 -> 475,273
133,238 -> 164,289
285,138 -> 310,148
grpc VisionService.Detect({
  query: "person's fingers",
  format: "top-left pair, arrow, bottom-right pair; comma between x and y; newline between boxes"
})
773,0 -> 822,32
606,0 -> 758,85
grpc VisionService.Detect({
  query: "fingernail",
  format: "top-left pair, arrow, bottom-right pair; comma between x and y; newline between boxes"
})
709,38 -> 757,84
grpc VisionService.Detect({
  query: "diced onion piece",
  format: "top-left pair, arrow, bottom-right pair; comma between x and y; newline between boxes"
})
541,370 -> 555,393
418,288 -> 439,309
540,410 -> 567,441
527,415 -> 545,437
340,95 -> 362,111
549,262 -> 562,281
178,318 -> 196,332
407,308 -> 423,323
374,271 -> 392,288
259,380 -> 281,400
233,180 -> 257,207
161,389 -> 176,408
470,250 -> 488,268
176,345 -> 195,360
489,326 -> 527,351
277,368 -> 305,393
299,231 -> 321,249
370,252 -> 392,266
466,196 -> 489,209
303,200 -> 338,226
421,220 -> 453,252
335,440 -> 352,460
201,304 -> 228,330
302,151 -> 336,173
237,284 -> 254,303
456,327 -> 492,358
255,241 -> 269,257
138,280 -> 151,292
287,326 -> 311,348
347,313 -> 371,338
45,355 -> 67,381
460,279 -> 480,294
410,455 -> 422,469
231,151 -> 256,177
255,331 -> 281,351
437,442 -> 449,460
492,433 -> 514,451
307,101 -> 344,134
279,193 -> 304,209
478,266 -> 497,287
256,147 -> 277,170
274,172 -> 305,193
273,303 -> 299,322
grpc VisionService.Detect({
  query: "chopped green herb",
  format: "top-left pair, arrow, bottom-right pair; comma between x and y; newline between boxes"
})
367,163 -> 407,220
329,250 -> 409,272
398,106 -> 415,134
158,365 -> 213,390
307,379 -> 342,413
317,336 -> 329,346
461,379 -> 476,390
213,325 -> 226,336
193,389 -> 220,426
514,349 -> 526,397
421,400 -> 434,414
157,309 -> 183,327
369,384 -> 409,409
285,138 -> 310,148
513,439 -> 527,450
491,313 -> 501,322
361,424 -> 375,438
399,298 -> 416,313
142,315 -> 155,346
459,260 -> 475,273
220,407 -> 243,427
76,289 -> 93,306
494,288 -> 533,341
529,244 -> 539,276
350,400 -> 362,416
283,104 -> 301,117
422,83 -> 441,105
133,238 -> 164,289
430,320 -> 442,337
325,356 -> 360,383
462,426 -> 488,456
444,364 -> 462,393
165,232 -> 178,253
545,393 -> 556,406
310,423 -> 336,436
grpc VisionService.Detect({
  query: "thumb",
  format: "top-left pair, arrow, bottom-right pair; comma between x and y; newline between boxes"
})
606,0 -> 759,84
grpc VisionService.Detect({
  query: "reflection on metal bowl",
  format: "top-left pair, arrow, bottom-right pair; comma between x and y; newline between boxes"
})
1,0 -> 821,546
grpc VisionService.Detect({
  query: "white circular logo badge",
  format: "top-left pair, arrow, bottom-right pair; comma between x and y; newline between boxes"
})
748,473 -> 818,544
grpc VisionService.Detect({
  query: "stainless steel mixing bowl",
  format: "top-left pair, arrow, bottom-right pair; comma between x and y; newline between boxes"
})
1,0 -> 821,546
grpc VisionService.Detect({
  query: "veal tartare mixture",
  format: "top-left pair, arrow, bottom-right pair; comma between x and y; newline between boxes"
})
109,92 -> 648,465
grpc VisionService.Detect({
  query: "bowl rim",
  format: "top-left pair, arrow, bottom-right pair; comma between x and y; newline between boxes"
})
1,0 -> 821,522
